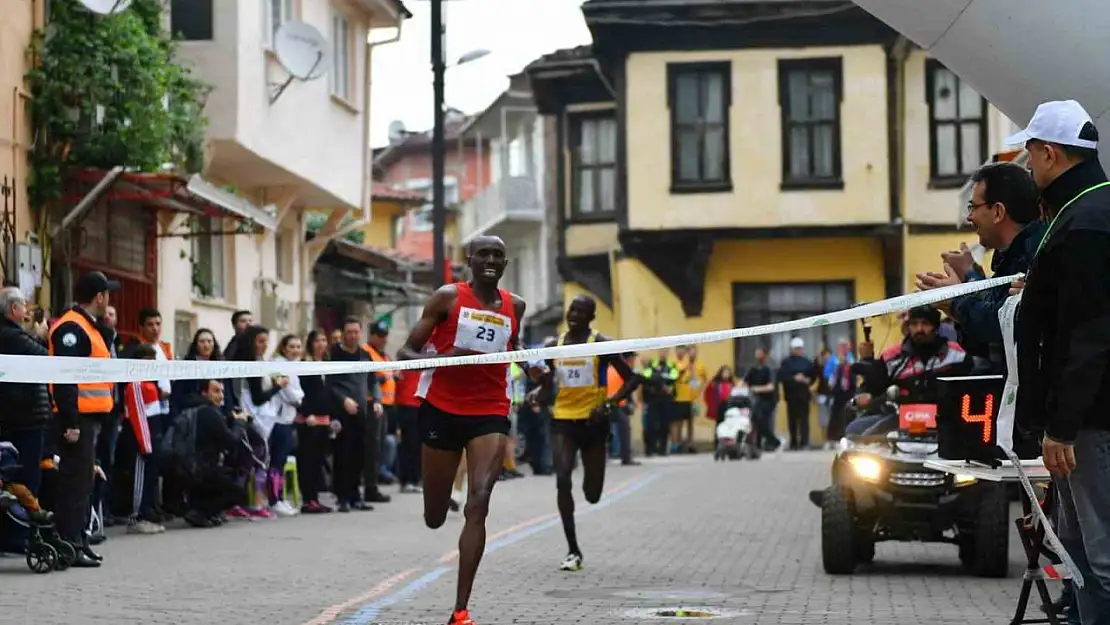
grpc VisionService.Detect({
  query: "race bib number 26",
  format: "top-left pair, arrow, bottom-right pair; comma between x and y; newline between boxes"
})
454,307 -> 512,354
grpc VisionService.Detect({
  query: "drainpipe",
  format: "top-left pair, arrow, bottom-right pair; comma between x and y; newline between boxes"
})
302,19 -> 404,326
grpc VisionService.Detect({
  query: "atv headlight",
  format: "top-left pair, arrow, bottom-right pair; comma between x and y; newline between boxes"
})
847,455 -> 883,482
954,473 -> 978,487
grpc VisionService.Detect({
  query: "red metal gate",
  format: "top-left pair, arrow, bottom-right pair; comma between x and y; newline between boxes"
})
67,199 -> 158,339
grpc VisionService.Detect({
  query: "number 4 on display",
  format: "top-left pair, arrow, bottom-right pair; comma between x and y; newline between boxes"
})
961,393 -> 995,444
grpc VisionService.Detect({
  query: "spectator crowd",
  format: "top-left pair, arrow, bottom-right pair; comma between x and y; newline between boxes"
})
0,273 -> 471,569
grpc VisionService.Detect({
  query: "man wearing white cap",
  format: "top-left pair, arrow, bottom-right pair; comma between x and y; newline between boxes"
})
1008,99 -> 1110,624
777,336 -> 816,450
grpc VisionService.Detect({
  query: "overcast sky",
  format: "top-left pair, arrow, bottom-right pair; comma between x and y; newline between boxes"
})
368,0 -> 592,147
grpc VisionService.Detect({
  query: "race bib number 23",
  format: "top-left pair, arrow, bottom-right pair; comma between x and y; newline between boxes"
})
454,307 -> 512,353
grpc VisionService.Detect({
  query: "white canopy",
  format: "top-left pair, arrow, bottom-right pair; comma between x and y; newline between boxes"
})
851,0 -> 1110,169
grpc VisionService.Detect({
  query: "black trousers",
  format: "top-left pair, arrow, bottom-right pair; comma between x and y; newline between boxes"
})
188,468 -> 245,517
786,399 -> 810,449
333,411 -> 366,505
361,409 -> 382,497
55,415 -> 102,543
614,405 -> 633,463
644,401 -> 671,456
295,423 -> 331,502
397,405 -> 421,486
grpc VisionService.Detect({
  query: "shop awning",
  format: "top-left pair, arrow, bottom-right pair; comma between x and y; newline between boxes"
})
185,175 -> 278,231
59,169 -> 279,235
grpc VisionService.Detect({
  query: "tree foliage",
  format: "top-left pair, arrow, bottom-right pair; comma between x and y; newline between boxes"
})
25,0 -> 210,214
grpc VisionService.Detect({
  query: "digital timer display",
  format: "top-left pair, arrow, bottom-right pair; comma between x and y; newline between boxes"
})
937,375 -> 1005,462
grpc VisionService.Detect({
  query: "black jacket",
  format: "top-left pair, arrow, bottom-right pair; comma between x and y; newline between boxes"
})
1016,159 -> 1110,443
952,220 -> 1046,375
0,317 -> 51,432
179,392 -> 246,470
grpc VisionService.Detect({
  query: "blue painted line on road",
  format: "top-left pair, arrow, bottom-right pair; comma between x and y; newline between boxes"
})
341,471 -> 663,625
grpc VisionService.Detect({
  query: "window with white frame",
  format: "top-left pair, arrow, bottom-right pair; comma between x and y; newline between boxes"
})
408,207 -> 434,232
330,12 -> 352,101
274,229 -> 292,283
191,216 -> 226,299
265,0 -> 294,46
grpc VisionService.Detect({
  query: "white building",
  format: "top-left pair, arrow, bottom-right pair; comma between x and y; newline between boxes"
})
159,0 -> 408,353
457,73 -> 562,342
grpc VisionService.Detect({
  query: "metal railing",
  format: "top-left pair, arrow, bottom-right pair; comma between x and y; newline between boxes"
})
459,175 -> 544,241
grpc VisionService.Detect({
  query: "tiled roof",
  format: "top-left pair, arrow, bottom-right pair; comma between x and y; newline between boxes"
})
526,45 -> 594,70
370,183 -> 425,204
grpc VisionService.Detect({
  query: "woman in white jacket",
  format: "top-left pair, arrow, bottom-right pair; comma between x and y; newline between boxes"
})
265,335 -> 306,517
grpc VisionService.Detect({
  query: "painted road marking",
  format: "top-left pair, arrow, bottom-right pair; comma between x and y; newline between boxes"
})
339,471 -> 663,625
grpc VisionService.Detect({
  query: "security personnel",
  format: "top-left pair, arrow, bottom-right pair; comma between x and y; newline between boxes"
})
638,350 -> 678,456
50,271 -> 120,568
361,320 -> 395,499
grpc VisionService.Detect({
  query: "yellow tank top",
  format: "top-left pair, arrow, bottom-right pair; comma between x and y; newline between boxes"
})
552,331 -> 607,421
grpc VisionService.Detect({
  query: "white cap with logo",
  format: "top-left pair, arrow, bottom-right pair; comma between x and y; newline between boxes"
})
1005,99 -> 1098,150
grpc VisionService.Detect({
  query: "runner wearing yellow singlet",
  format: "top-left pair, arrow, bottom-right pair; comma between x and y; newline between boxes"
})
529,295 -> 640,571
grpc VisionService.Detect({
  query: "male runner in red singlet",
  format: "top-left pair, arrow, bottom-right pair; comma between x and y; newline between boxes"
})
398,235 -> 525,625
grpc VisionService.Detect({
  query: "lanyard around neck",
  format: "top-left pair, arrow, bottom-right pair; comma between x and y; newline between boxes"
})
1035,181 -> 1110,257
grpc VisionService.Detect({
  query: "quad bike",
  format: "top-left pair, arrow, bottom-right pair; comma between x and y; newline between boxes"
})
808,385 -> 1010,577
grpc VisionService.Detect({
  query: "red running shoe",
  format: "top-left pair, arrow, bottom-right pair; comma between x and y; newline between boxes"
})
448,609 -> 474,624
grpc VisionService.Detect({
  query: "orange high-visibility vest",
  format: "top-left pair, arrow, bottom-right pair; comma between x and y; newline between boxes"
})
363,344 -> 396,405
606,364 -> 627,407
49,309 -> 115,414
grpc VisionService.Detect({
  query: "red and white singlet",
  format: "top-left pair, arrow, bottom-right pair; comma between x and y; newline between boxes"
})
416,282 -> 519,417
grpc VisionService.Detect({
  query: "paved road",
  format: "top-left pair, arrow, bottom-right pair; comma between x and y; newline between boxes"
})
1,451 -> 1042,624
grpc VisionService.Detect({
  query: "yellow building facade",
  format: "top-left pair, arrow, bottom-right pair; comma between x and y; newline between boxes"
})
528,1 -> 1019,447
0,2 -> 42,293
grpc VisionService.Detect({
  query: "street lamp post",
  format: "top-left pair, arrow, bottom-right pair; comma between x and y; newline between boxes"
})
431,0 -> 447,286
430,0 -> 489,286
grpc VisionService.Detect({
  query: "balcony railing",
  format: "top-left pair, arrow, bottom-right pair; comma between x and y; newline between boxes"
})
459,175 -> 544,242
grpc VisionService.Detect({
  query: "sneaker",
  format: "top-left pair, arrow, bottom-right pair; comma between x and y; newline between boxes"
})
183,509 -> 215,528
271,500 -> 299,517
365,491 -> 391,504
559,552 -> 584,571
248,507 -> 276,519
448,609 -> 475,625
127,519 -> 165,535
400,484 -> 423,494
301,500 -> 333,514
225,505 -> 252,519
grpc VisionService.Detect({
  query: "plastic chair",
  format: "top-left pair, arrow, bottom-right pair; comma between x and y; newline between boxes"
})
283,456 -> 300,507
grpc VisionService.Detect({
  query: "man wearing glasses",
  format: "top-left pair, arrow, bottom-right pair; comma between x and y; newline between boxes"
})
915,161 -> 1043,375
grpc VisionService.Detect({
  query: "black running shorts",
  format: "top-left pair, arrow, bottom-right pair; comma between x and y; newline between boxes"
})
417,400 -> 511,451
550,417 -> 610,451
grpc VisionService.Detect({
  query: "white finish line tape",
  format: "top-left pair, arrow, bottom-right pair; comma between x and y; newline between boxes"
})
4,274 -> 1018,384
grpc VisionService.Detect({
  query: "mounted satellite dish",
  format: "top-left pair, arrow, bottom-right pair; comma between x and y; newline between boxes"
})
388,120 -> 407,145
77,0 -> 132,14
270,20 -> 330,104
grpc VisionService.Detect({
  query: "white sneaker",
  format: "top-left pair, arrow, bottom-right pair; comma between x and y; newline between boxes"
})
128,520 -> 165,534
271,501 -> 299,517
559,552 -> 584,571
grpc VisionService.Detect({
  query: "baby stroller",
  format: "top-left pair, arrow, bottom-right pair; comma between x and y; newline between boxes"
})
0,442 -> 76,573
715,388 -> 762,461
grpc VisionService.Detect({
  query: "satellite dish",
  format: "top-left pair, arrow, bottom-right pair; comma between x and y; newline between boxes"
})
77,0 -> 132,14
388,120 -> 407,144
273,20 -> 330,81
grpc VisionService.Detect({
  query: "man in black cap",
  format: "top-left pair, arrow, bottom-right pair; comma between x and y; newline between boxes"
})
847,305 -> 972,436
48,271 -> 120,567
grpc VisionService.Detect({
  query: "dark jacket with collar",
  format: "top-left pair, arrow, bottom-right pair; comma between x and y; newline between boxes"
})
951,220 -> 1046,375
0,316 -> 52,432
1016,159 -> 1110,442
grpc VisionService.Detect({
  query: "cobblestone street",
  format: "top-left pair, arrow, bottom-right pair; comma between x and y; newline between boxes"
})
1,452 -> 1038,624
